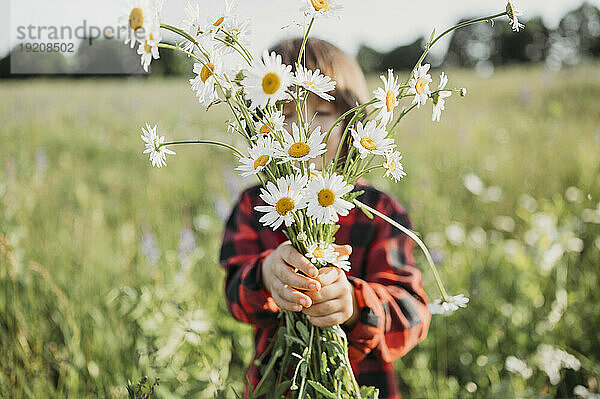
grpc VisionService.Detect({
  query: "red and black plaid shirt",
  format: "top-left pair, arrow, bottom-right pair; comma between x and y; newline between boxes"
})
219,177 -> 431,399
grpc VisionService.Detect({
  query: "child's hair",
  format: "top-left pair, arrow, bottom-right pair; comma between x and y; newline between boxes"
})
269,38 -> 370,162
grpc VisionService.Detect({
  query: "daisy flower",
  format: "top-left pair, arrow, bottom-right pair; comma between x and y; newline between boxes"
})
408,63 -> 432,108
428,294 -> 469,315
305,241 -> 337,266
254,174 -> 308,230
351,120 -> 396,159
121,0 -> 153,48
189,46 -> 223,108
277,123 -> 327,163
293,65 -> 336,101
307,162 -> 322,180
506,1 -> 525,32
204,0 -> 238,36
234,137 -> 280,177
253,111 -> 286,138
382,150 -> 406,182
331,245 -> 351,272
373,69 -> 400,125
180,1 -> 203,53
214,16 -> 252,57
242,50 -> 293,109
137,27 -> 161,72
301,0 -> 343,19
432,72 -> 452,122
304,173 -> 354,224
141,123 -> 175,168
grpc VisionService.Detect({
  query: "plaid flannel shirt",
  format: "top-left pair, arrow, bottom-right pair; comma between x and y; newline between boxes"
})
219,177 -> 431,399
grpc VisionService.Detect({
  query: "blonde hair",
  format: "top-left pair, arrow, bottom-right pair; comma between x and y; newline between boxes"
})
270,37 -> 369,158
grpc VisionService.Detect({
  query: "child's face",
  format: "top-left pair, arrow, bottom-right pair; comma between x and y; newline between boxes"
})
282,96 -> 343,171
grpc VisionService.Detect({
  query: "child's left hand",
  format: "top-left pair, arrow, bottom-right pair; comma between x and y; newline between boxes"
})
302,263 -> 359,329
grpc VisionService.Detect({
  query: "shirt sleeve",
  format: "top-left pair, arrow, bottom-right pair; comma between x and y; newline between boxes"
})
342,194 -> 432,363
219,189 -> 281,329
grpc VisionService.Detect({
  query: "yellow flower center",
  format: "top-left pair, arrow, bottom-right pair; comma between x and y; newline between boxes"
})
415,77 -> 425,95
506,2 -> 515,20
360,138 -> 377,151
311,0 -> 330,12
309,170 -> 319,179
213,16 -> 225,27
303,80 -> 314,87
144,41 -> 152,54
318,189 -> 335,207
262,72 -> 281,95
288,142 -> 310,158
275,197 -> 295,216
200,63 -> 215,83
260,124 -> 272,134
385,90 -> 396,112
388,159 -> 396,171
253,155 -> 270,169
313,247 -> 325,258
129,8 -> 144,31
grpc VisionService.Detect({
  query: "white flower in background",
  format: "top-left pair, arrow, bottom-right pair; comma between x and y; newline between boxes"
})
307,162 -> 322,180
331,246 -> 351,272
351,120 -> 396,159
301,0 -> 343,19
254,174 -> 308,230
506,1 -> 525,32
304,173 -> 354,224
382,150 -> 406,182
214,16 -> 252,57
293,65 -> 336,101
505,356 -> 533,379
574,385 -> 600,399
305,241 -> 337,265
137,27 -> 161,72
235,137 -> 280,177
189,47 -> 223,107
204,0 -> 238,36
408,63 -> 432,108
253,111 -> 286,138
180,1 -> 203,53
428,294 -> 469,315
141,123 -> 175,168
121,0 -> 153,48
535,344 -> 580,385
277,123 -> 326,163
432,72 -> 452,122
243,50 -> 293,109
373,69 -> 400,125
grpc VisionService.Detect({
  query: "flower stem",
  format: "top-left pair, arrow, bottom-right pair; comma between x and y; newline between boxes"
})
159,139 -> 244,158
353,199 -> 449,301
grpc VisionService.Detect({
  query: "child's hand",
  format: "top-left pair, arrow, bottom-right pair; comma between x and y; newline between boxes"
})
302,248 -> 359,328
261,241 -> 322,312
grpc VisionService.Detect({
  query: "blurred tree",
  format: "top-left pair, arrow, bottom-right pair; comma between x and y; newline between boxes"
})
357,37 -> 427,73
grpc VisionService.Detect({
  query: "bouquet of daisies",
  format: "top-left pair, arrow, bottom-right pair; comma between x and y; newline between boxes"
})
123,0 -> 524,397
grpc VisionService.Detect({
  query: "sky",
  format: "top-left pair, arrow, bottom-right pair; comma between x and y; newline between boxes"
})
2,0 -> 599,59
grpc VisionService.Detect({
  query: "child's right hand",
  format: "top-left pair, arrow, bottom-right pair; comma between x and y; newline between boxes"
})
261,241 -> 322,312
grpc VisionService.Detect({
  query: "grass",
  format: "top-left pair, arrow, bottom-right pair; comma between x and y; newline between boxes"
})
1,61 -> 599,398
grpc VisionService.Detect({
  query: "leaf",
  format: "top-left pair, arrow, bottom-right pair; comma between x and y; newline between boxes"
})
300,361 -> 307,378
275,380 -> 292,398
320,352 -> 328,376
307,380 -> 337,399
296,320 -> 310,343
284,333 -> 305,347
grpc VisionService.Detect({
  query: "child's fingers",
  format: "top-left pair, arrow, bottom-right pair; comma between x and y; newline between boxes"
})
315,266 -> 341,287
272,279 -> 312,308
275,263 -> 321,291
280,243 -> 318,278
305,279 -> 347,304
302,298 -> 344,317
307,311 -> 347,328
271,290 -> 303,312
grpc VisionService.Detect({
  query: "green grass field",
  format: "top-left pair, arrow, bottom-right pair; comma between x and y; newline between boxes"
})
1,62 -> 600,398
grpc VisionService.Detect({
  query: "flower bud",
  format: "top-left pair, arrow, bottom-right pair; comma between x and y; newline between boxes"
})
460,88 -> 467,97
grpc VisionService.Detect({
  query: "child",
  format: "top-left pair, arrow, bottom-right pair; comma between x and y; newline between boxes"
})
219,38 -> 431,399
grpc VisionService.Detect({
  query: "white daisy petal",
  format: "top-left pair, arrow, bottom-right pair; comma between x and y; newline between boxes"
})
141,123 -> 176,168
428,294 -> 469,315
254,174 -> 308,230
304,173 -> 354,224
277,123 -> 327,163
305,241 -> 337,265
300,0 -> 343,19
351,120 -> 396,159
293,65 -> 336,101
382,150 -> 406,182
408,63 -> 432,108
242,50 -> 293,110
372,69 -> 400,125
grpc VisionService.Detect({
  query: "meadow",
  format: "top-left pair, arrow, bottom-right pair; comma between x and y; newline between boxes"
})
1,62 -> 599,398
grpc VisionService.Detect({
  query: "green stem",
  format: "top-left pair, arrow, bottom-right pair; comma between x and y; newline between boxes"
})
159,140 -> 244,158
298,18 -> 315,65
353,199 -> 449,301
157,43 -> 202,62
